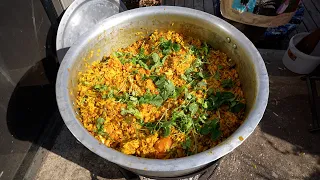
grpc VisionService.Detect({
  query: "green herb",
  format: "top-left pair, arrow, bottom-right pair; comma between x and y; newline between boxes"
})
131,69 -> 139,75
197,81 -> 207,89
138,60 -> 149,70
206,91 -> 235,110
189,102 -> 199,115
94,84 -> 108,91
161,55 -> 168,64
96,117 -> 106,135
140,119 -> 173,137
231,102 -> 245,113
218,65 -> 223,70
200,119 -> 221,140
108,89 -> 114,98
154,76 -> 176,101
150,53 -> 163,71
81,96 -> 87,104
172,43 -> 181,52
120,100 -> 142,119
81,81 -> 89,85
152,53 -> 160,63
222,79 -> 234,89
150,95 -> 164,107
182,137 -> 192,150
201,101 -> 208,109
162,121 -> 173,137
160,40 -> 172,55
159,40 -> 182,55
201,42 -> 209,55
170,110 -> 194,133
214,71 -> 220,80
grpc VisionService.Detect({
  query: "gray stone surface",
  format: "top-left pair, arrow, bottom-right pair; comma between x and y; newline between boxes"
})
0,0 -> 52,179
34,50 -> 320,179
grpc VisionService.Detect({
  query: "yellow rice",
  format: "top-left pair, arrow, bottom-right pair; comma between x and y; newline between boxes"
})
75,30 -> 246,159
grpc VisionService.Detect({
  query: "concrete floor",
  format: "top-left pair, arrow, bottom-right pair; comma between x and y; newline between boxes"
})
34,50 -> 320,180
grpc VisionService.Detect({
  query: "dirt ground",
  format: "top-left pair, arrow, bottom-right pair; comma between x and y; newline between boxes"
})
34,50 -> 320,180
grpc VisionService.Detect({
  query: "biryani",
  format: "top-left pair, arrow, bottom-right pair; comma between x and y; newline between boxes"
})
76,30 -> 246,159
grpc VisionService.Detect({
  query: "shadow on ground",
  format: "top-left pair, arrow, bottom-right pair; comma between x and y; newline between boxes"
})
5,25 -> 123,179
259,76 -> 320,179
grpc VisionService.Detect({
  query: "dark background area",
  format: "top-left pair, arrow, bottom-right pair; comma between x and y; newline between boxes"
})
0,0 -> 61,179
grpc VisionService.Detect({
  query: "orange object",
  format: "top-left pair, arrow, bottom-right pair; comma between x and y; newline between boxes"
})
154,137 -> 173,153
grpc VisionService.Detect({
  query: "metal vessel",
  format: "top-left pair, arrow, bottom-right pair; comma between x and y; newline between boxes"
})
56,6 -> 269,177
56,0 -> 127,62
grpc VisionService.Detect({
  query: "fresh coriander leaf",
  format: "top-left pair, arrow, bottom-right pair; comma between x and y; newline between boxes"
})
220,92 -> 235,100
218,65 -> 223,70
190,45 -> 198,55
155,76 -> 166,88
138,60 -> 149,70
202,71 -> 211,79
202,42 -> 209,55
163,126 -> 171,137
165,80 -> 175,94
131,57 -> 138,65
143,122 -> 158,134
97,117 -> 105,125
200,119 -> 221,140
202,101 -> 208,109
208,88 -> 214,95
161,55 -> 168,64
142,74 -> 148,81
134,111 -> 143,119
185,68 -> 193,75
197,81 -> 207,88
193,58 -> 202,68
211,129 -> 222,141
149,95 -> 164,107
162,49 -> 171,55
182,138 -> 191,150
152,53 -> 160,63
214,71 -> 220,80
94,84 -> 101,90
222,79 -> 234,89
159,37 -> 165,42
181,74 -> 188,81
132,69 -> 139,75
129,96 -> 138,102
172,43 -> 181,52
139,47 -> 145,55
179,115 -> 193,132
200,124 -> 211,135
189,102 -> 199,115
231,102 -> 245,113
198,71 -> 204,78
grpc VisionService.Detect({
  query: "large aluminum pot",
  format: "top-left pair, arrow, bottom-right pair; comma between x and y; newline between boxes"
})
56,6 -> 269,177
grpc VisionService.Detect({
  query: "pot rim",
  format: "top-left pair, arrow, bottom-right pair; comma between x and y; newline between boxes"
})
56,6 -> 269,172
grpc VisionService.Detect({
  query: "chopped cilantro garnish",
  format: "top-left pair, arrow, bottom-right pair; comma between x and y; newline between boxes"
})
189,102 -> 199,116
200,119 -> 222,140
182,137 -> 192,150
172,43 -> 181,52
214,71 -> 220,80
222,79 -> 234,89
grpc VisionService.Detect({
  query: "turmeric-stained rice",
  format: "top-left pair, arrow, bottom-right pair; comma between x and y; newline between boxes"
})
76,30 -> 246,159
